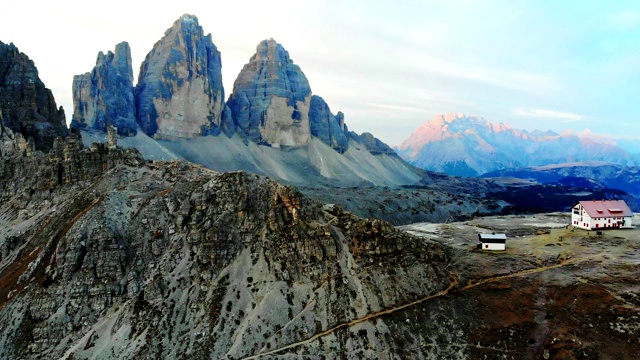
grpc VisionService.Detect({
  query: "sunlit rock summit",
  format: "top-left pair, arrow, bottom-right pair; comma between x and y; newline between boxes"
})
227,38 -> 312,147
135,14 -> 227,139
71,42 -> 136,135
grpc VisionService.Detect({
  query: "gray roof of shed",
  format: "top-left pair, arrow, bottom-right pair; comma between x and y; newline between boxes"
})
478,233 -> 507,242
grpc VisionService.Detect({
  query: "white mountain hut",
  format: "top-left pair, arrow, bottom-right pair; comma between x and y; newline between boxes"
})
571,200 -> 634,230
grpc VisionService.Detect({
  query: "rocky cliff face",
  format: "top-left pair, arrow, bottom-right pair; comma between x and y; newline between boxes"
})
398,113 -> 636,176
308,95 -> 349,153
0,129 -> 142,200
135,14 -> 226,139
0,147 -> 451,358
227,39 -> 312,147
350,131 -> 397,155
0,115 -> 34,158
71,42 -> 137,136
0,41 -> 68,152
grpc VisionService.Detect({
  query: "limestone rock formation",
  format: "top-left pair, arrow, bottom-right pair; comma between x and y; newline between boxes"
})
0,129 -> 142,199
227,39 -> 312,147
0,41 -> 68,152
350,131 -> 396,155
135,14 -> 225,139
308,95 -> 349,153
0,154 -> 450,359
0,118 -> 34,158
71,42 -> 137,136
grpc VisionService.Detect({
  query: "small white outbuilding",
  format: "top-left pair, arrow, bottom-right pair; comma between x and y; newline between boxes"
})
477,233 -> 507,251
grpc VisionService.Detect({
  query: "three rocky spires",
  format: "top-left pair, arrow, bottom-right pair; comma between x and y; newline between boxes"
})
71,14 -> 386,154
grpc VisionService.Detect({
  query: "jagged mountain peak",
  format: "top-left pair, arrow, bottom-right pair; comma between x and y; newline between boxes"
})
227,38 -> 312,146
166,13 -> 202,35
179,13 -> 198,22
71,41 -> 136,135
401,113 -> 529,152
252,38 -> 294,64
399,112 -> 636,176
440,112 -> 466,123
0,40 -> 68,151
69,17 -> 416,187
99,42 -> 132,79
135,14 -> 225,139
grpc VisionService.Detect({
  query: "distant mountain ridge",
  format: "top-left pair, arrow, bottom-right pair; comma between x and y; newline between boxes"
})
398,113 -> 636,176
483,162 -> 640,199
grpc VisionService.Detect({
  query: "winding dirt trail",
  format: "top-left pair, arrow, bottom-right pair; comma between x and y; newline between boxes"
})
458,256 -> 581,291
242,257 -> 585,359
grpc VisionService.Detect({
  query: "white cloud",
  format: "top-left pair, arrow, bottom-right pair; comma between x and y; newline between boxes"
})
513,108 -> 583,122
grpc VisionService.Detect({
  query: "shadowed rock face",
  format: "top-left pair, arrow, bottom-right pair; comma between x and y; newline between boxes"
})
308,95 -> 349,153
71,42 -> 137,136
227,39 -> 312,147
0,41 -> 68,152
135,14 -> 226,139
350,131 -> 396,155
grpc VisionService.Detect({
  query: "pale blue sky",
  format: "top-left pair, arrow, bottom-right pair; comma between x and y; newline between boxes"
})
1,0 -> 638,147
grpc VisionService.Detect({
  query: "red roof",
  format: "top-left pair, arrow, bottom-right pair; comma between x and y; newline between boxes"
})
576,200 -> 633,218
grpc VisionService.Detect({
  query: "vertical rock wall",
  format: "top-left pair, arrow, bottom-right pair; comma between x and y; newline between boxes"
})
227,39 -> 312,147
71,42 -> 137,135
0,41 -> 68,152
309,95 -> 349,153
135,14 -> 225,139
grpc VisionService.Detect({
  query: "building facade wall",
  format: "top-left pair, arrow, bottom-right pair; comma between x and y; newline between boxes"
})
572,209 -> 592,230
571,203 -> 633,229
481,243 -> 505,251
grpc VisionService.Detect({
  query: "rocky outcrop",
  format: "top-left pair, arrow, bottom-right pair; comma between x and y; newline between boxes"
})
0,128 -> 143,200
227,39 -> 312,147
0,119 -> 34,158
135,14 -> 225,139
308,95 -> 349,153
0,41 -> 68,152
350,131 -> 396,155
0,156 -> 450,359
71,42 -> 137,136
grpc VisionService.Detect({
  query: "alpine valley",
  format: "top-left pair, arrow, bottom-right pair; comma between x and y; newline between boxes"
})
1,14 -> 639,360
